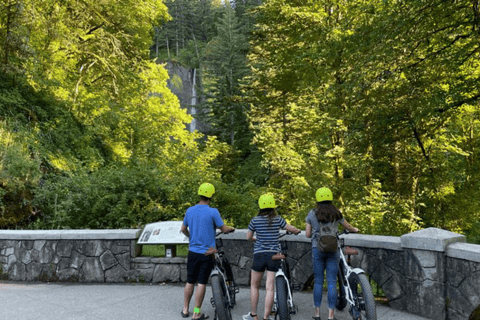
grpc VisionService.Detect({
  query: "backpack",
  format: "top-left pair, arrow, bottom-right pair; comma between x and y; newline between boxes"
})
317,222 -> 338,252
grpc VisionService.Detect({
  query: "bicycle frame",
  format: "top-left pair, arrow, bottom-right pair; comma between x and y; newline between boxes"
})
337,231 -> 377,320
210,233 -> 238,318
338,246 -> 365,308
273,233 -> 298,319
274,260 -> 296,311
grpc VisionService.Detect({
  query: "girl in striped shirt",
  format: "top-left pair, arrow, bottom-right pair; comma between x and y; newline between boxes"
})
243,194 -> 301,320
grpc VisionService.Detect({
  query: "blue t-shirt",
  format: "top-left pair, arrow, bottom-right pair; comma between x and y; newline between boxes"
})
248,215 -> 287,254
183,204 -> 225,254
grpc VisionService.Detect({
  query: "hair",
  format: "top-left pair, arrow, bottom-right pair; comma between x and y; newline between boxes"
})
258,208 -> 276,226
315,201 -> 343,223
200,195 -> 211,202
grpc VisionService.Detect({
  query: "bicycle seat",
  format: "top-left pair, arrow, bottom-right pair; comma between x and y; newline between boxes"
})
271,253 -> 286,260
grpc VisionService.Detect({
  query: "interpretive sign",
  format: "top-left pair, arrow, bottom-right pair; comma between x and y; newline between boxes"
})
137,221 -> 189,245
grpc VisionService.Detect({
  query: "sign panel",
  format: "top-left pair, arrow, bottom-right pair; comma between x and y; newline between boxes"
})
137,221 -> 189,245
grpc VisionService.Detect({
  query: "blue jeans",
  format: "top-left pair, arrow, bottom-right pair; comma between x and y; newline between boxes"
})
312,247 -> 339,309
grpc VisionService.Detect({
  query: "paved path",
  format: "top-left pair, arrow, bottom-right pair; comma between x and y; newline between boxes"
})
0,282 -> 430,320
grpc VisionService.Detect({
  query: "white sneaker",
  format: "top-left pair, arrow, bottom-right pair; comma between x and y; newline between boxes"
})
242,313 -> 258,320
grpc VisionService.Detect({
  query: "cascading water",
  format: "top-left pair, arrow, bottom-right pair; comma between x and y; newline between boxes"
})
190,68 -> 197,132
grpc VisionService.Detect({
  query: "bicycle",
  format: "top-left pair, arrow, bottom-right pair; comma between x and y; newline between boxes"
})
272,232 -> 299,320
336,230 -> 377,320
209,231 -> 239,320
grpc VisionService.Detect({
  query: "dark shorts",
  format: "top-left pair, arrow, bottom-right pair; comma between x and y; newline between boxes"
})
251,252 -> 280,272
187,251 -> 214,285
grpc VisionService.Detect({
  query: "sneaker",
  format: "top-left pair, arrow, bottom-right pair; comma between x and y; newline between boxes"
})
242,312 -> 258,320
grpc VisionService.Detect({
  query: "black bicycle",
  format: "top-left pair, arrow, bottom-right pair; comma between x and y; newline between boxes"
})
210,232 -> 239,320
272,232 -> 299,320
336,230 -> 377,320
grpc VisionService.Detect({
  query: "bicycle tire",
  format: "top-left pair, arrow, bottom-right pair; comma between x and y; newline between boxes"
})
211,274 -> 232,320
348,272 -> 377,320
336,268 -> 347,311
275,276 -> 291,320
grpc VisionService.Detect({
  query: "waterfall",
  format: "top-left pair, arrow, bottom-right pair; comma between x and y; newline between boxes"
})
190,68 -> 197,132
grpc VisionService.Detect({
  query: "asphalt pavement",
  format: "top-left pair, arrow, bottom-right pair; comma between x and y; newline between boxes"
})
0,282 -> 431,320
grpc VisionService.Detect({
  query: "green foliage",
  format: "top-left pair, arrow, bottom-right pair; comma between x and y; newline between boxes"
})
0,121 -> 42,226
245,0 -> 480,236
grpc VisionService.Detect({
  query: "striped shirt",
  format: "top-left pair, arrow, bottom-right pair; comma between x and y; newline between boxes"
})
248,215 -> 287,254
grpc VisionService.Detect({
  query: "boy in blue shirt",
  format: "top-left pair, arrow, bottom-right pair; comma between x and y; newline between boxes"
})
181,183 -> 234,320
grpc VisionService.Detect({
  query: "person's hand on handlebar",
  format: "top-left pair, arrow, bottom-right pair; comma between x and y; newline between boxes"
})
285,224 -> 301,235
220,225 -> 235,234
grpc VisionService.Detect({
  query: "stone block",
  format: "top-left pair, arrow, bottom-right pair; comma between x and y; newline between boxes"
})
458,271 -> 480,309
15,246 -> 32,264
70,251 -> 86,269
180,264 -> 187,282
412,249 -> 437,268
360,248 -> 382,276
135,268 -> 154,283
404,250 -> 424,281
341,234 -> 402,250
75,240 -> 98,257
110,240 -> 130,256
447,268 -> 466,288
448,286 -> 474,316
152,264 -> 181,283
21,240 -> 34,250
4,247 -> 14,256
405,280 -> 445,319
447,242 -> 480,263
57,258 -> 71,271
105,264 -> 127,283
116,252 -> 131,270
57,240 -> 74,257
38,246 -> 55,264
238,256 -> 252,270
33,240 -> 46,251
231,265 -> 249,286
80,257 -> 104,282
57,268 -> 79,282
370,263 -> 393,288
401,228 -> 465,252
26,262 -> 43,281
100,250 -> 118,270
39,264 -> 58,282
382,270 -> 404,301
8,261 -> 26,281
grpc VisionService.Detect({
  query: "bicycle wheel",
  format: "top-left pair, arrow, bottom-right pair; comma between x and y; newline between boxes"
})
275,276 -> 291,320
211,274 -> 232,320
348,272 -> 376,320
336,268 -> 347,311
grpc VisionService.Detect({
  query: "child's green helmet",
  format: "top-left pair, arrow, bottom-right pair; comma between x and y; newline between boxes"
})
198,183 -> 215,198
258,194 -> 276,209
316,187 -> 333,202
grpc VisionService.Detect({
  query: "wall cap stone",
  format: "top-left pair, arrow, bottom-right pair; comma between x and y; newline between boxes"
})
340,234 -> 402,251
0,229 -> 142,240
446,242 -> 480,263
401,228 -> 465,252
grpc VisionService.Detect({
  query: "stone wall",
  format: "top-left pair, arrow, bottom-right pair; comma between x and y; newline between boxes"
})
0,230 -> 142,283
1,228 -> 479,320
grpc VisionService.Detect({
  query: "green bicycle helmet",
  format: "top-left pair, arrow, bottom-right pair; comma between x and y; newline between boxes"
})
258,194 -> 276,209
316,187 -> 333,202
198,183 -> 215,198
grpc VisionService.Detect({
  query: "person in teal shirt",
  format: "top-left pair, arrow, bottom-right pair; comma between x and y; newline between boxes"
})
181,183 -> 234,320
